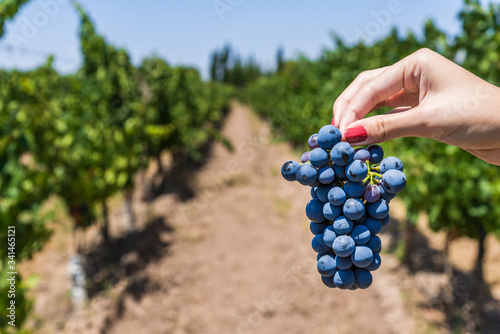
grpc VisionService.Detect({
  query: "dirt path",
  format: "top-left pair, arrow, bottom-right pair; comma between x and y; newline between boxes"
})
25,105 -> 424,334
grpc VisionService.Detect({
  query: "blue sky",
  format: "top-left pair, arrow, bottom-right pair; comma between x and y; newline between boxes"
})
0,0 -> 495,78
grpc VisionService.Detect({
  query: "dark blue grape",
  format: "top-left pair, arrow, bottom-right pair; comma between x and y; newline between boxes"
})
323,202 -> 343,221
322,225 -> 338,247
317,125 -> 342,150
344,181 -> 365,198
353,148 -> 370,161
330,142 -> 354,166
310,221 -> 331,235
312,234 -> 331,253
311,187 -> 318,199
309,147 -> 329,167
332,235 -> 355,257
317,185 -> 333,203
332,164 -> 347,180
366,198 -> 389,219
366,235 -> 381,253
321,275 -> 337,288
380,185 -> 397,201
364,217 -> 382,235
380,156 -> 403,173
328,186 -> 346,206
343,198 -> 365,220
354,268 -> 373,289
367,144 -> 384,163
295,163 -> 318,186
336,255 -> 353,270
306,198 -> 326,222
365,253 -> 381,271
318,166 -> 335,184
317,254 -> 337,277
351,225 -> 371,245
382,169 -> 406,193
281,160 -> 300,181
334,269 -> 354,289
381,215 -> 390,227
346,160 -> 368,182
350,245 -> 374,268
333,216 -> 354,235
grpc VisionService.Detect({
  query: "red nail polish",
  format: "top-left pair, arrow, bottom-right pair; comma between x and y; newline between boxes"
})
345,126 -> 368,143
331,118 -> 335,126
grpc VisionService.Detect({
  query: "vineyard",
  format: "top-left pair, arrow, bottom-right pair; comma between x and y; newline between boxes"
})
1,0 -> 500,333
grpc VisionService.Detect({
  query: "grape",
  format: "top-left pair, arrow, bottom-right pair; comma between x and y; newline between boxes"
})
334,269 -> 354,289
281,124 -> 406,291
309,179 -> 322,188
301,151 -> 310,163
367,144 -> 384,163
323,202 -> 343,221
328,186 -> 346,206
321,275 -> 337,288
380,156 -> 403,173
317,125 -> 342,150
336,255 -> 353,270
318,166 -> 335,184
382,169 -> 407,193
311,187 -> 318,199
306,198 -> 326,222
281,160 -> 300,181
363,184 -> 381,203
333,216 -> 354,235
310,147 -> 329,167
346,160 -> 368,182
381,215 -> 390,227
310,221 -> 331,235
317,185 -> 333,203
332,235 -> 355,257
350,245 -> 374,268
366,198 -> 389,219
379,185 -> 397,201
312,234 -> 332,253
296,163 -> 318,186
343,198 -> 365,220
350,225 -> 371,245
354,268 -> 373,289
317,251 -> 334,261
323,225 -> 338,247
353,148 -> 370,162
330,142 -> 354,166
364,217 -> 382,235
317,254 -> 337,277
365,253 -> 381,271
344,181 -> 365,198
353,213 -> 367,225
308,133 -> 320,150
366,235 -> 381,253
332,164 -> 346,180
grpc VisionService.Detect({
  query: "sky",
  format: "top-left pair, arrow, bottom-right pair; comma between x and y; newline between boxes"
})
0,0 -> 496,78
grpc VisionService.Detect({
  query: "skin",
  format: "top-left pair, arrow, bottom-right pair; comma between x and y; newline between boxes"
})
333,48 -> 500,166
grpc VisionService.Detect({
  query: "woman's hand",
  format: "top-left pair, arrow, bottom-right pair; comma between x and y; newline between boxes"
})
333,48 -> 500,165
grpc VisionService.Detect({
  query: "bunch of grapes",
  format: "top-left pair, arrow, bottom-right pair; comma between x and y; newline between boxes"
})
281,124 -> 406,290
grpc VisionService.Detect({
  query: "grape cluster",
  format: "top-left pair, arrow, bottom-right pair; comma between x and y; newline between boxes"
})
281,125 -> 406,290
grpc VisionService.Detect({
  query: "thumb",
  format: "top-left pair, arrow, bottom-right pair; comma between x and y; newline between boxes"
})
343,107 -> 427,145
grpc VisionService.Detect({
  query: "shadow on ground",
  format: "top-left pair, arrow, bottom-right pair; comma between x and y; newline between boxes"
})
381,216 -> 500,333
83,216 -> 172,298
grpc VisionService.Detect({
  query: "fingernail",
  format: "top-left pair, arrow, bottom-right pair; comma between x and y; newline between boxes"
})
345,126 -> 368,143
331,118 -> 335,126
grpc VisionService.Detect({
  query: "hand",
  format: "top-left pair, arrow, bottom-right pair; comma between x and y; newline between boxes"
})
332,48 -> 500,166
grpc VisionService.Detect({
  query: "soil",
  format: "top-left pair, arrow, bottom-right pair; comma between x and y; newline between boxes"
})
19,105 -> 500,334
